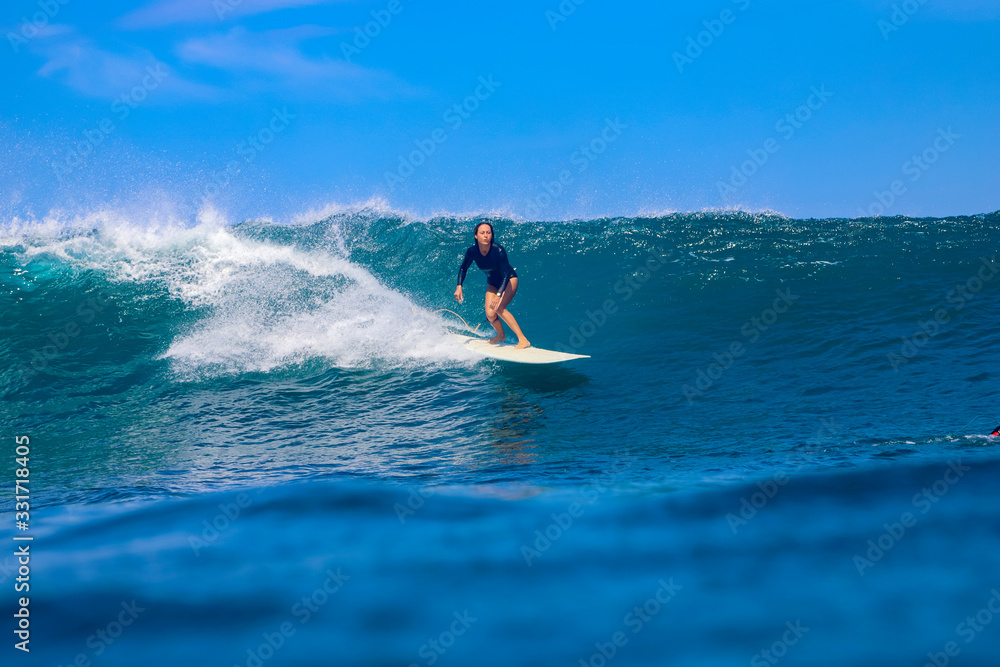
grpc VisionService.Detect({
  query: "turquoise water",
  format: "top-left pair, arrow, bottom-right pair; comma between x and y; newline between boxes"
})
3,210 -> 1000,665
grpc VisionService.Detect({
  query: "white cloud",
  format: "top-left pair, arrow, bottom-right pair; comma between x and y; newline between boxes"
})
31,26 -> 221,101
119,0 -> 346,29
176,26 -> 423,100
22,23 -> 418,103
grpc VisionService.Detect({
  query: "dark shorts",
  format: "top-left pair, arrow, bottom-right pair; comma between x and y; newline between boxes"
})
487,269 -> 517,290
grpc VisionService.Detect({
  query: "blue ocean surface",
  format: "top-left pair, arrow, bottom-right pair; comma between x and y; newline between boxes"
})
2,210 -> 1000,666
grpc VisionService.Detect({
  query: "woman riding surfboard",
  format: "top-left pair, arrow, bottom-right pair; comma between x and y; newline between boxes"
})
454,222 -> 531,349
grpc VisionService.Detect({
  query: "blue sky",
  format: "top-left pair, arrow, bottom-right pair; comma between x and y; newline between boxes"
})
2,0 -> 998,222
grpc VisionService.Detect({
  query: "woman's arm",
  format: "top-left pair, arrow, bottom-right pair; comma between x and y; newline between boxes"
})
457,247 -> 473,287
455,247 -> 473,303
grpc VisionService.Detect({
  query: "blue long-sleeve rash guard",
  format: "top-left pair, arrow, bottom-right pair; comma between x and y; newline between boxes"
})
457,243 -> 518,294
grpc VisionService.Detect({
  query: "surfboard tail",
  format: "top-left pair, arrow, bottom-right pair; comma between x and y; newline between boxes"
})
992,425 -> 1000,437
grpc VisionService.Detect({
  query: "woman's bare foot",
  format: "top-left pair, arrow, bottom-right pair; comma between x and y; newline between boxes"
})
488,334 -> 506,344
515,339 -> 531,349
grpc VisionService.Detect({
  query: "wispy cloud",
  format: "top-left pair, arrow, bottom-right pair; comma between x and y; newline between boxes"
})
119,0 -> 346,29
176,26 -> 424,100
32,26 -> 220,101
22,22 -> 417,103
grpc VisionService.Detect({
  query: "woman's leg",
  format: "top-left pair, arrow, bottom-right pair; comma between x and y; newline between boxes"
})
484,286 -> 505,343
494,278 -> 530,348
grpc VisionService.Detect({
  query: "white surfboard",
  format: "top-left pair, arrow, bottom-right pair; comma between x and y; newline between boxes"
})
452,334 -> 590,364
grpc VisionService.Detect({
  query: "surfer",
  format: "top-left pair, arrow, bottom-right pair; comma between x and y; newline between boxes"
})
454,222 -> 531,349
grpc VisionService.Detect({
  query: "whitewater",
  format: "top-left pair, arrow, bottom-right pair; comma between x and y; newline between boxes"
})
2,207 -> 999,666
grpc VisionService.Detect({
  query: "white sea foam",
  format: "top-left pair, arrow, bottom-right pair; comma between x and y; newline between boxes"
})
3,210 -> 480,376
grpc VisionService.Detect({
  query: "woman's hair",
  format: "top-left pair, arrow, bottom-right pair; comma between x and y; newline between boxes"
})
473,221 -> 495,243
